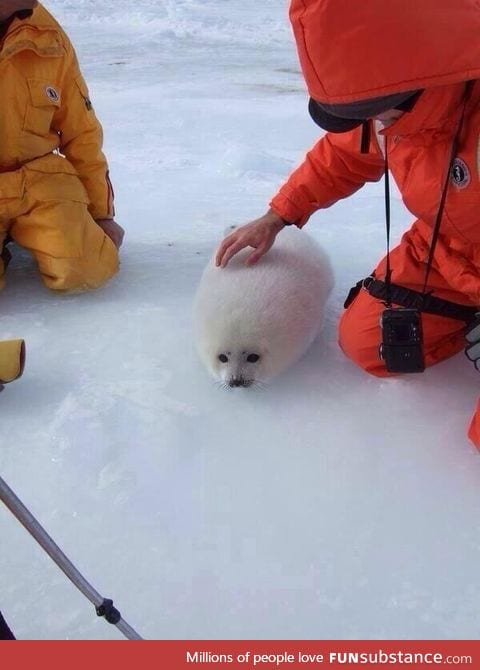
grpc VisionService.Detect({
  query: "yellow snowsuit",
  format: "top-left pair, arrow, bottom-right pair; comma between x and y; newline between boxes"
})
0,3 -> 118,292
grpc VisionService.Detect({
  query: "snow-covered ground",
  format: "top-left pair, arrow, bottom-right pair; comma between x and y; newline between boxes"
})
2,0 -> 480,640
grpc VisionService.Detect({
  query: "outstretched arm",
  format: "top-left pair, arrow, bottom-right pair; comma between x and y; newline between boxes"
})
53,38 -> 123,247
217,125 -> 384,266
270,124 -> 385,227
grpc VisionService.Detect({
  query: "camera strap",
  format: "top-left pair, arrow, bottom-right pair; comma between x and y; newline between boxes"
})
383,81 -> 474,309
383,136 -> 393,307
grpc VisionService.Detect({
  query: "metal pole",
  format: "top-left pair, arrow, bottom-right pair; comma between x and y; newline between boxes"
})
0,475 -> 143,640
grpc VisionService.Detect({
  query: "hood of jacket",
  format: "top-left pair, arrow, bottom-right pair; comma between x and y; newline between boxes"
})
289,0 -> 480,104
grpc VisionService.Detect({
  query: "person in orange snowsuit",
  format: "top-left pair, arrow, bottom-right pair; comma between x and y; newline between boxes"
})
0,0 -> 124,387
216,0 -> 480,448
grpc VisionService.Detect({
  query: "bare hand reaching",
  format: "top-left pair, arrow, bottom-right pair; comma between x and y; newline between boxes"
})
215,209 -> 286,268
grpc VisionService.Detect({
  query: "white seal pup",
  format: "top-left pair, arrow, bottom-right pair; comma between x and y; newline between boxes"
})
193,226 -> 334,387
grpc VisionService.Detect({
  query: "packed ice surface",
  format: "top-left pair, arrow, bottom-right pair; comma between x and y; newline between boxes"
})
1,0 -> 480,640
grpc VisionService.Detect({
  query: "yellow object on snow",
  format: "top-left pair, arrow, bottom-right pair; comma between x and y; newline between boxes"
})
0,340 -> 25,385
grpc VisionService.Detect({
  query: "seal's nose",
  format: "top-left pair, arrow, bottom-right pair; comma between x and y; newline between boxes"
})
228,377 -> 254,388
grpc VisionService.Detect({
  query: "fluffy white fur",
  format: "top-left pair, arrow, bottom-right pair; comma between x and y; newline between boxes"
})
193,227 -> 334,387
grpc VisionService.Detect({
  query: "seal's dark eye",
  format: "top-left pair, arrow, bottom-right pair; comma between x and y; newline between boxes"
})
246,354 -> 260,363
218,354 -> 228,363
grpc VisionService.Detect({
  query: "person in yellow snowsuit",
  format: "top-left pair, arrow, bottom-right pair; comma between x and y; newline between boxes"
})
0,0 -> 125,387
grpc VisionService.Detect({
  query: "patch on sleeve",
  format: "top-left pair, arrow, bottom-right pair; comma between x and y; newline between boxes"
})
450,157 -> 470,189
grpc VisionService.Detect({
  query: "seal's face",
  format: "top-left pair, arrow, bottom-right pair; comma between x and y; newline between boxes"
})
214,348 -> 266,388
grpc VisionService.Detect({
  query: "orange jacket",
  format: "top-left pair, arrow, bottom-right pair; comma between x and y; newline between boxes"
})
0,3 -> 114,220
270,0 -> 480,304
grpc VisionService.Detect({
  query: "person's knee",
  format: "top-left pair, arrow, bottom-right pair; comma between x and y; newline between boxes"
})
338,299 -> 389,377
45,267 -> 118,293
11,185 -> 120,292
39,245 -> 119,292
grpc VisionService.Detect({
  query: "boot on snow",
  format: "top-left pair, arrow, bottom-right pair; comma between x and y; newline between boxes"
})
0,339 -> 25,391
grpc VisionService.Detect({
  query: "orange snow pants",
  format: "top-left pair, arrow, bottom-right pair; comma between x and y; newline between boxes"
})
0,154 -> 119,292
338,225 -> 480,449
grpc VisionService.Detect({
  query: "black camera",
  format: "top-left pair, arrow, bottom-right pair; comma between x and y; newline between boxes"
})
379,308 -> 425,373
